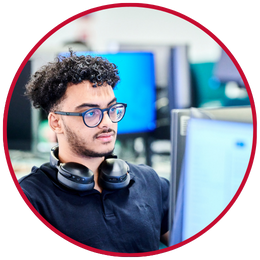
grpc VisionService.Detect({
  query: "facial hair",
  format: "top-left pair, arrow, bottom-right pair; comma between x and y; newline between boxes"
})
63,122 -> 115,158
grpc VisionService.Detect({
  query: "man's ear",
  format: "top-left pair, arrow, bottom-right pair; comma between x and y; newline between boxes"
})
48,112 -> 63,134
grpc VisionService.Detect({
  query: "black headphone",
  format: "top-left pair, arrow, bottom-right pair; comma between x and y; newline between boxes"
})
50,145 -> 130,191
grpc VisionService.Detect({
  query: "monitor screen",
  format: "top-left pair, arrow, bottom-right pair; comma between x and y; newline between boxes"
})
170,117 -> 253,245
59,51 -> 156,135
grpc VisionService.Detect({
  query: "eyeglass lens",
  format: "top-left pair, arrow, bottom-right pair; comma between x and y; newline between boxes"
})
84,104 -> 125,127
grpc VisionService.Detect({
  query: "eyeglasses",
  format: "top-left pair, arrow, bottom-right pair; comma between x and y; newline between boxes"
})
54,103 -> 127,128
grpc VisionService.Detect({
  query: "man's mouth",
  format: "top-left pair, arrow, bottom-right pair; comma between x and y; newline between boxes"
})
94,130 -> 115,142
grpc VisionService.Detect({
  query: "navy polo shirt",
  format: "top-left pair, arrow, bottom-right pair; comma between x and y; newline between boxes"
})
19,162 -> 169,253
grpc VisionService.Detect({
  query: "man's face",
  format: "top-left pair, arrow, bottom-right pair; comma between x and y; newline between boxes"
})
58,81 -> 118,158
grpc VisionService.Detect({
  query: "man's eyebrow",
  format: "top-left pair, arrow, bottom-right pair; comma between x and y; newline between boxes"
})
75,97 -> 117,110
107,97 -> 117,106
75,103 -> 99,110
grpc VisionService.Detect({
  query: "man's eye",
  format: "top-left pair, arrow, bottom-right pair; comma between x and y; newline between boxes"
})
110,107 -> 116,113
86,110 -> 97,118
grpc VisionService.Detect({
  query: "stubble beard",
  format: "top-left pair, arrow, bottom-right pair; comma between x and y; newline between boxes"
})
64,123 -> 116,158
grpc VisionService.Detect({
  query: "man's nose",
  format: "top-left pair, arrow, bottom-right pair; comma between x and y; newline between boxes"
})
98,111 -> 112,128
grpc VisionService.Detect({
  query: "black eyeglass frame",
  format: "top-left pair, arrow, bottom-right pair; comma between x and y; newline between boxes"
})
54,103 -> 127,128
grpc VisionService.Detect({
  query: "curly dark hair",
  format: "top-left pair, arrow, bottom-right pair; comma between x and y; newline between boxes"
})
25,50 -> 120,113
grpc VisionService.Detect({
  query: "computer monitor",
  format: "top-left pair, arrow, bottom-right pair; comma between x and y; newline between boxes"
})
169,107 -> 213,236
168,45 -> 193,110
169,106 -> 253,246
7,60 -> 32,151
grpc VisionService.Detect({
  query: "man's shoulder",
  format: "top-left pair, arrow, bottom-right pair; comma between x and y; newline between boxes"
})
18,163 -> 56,191
126,161 -> 169,189
127,161 -> 157,176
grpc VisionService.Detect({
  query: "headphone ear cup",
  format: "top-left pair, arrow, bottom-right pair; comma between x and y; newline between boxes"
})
57,162 -> 95,191
50,145 -> 60,168
50,146 -> 95,191
99,159 -> 130,190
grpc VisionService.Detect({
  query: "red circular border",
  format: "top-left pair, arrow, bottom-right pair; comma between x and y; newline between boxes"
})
3,3 -> 257,257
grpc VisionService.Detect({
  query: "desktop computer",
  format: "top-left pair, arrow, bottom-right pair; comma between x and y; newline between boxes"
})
169,106 -> 253,245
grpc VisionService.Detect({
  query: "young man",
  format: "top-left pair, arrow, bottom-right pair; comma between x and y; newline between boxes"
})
19,51 -> 169,253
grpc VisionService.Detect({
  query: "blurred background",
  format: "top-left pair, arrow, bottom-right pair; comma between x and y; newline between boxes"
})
6,6 -> 254,249
7,7 -> 250,181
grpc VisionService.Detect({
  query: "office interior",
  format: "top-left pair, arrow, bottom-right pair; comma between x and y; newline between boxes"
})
6,7 -> 253,247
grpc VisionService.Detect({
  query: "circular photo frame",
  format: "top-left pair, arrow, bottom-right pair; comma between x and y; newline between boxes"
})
0,0 -> 259,259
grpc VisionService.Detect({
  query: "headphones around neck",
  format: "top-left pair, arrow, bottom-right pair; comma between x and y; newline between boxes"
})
50,145 -> 130,191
